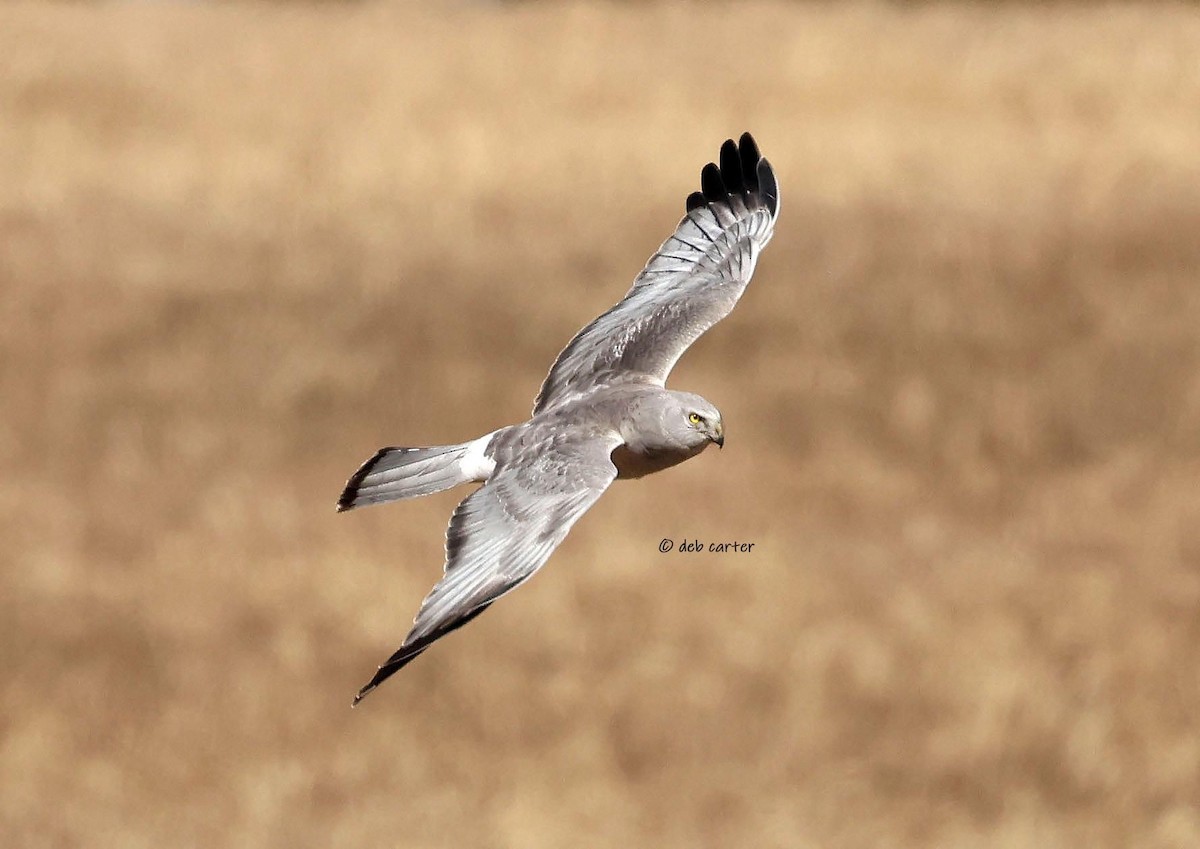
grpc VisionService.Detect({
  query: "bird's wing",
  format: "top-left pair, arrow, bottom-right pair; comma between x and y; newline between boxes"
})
533,132 -> 780,415
352,430 -> 621,704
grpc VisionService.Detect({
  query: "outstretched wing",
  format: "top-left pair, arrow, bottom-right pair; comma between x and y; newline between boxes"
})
352,431 -> 621,704
533,132 -> 780,415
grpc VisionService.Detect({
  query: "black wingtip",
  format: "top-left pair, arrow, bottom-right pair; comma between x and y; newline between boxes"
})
683,132 -> 776,218
757,156 -> 779,217
718,138 -> 744,194
350,604 -> 494,705
351,643 -> 429,706
700,162 -> 726,203
738,133 -> 761,191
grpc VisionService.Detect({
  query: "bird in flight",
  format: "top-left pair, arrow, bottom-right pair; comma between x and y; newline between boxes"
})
339,133 -> 779,704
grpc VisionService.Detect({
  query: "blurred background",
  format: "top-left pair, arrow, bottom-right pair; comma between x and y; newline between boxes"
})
3,1 -> 1200,846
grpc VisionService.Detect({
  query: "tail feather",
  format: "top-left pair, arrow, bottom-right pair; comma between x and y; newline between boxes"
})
337,443 -> 473,512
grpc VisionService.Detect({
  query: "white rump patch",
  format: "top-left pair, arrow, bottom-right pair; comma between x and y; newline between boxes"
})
460,430 -> 499,481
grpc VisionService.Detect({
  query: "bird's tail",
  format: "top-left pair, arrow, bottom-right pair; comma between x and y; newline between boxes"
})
337,439 -> 489,512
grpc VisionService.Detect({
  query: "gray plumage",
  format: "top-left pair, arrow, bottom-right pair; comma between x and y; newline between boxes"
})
339,133 -> 779,704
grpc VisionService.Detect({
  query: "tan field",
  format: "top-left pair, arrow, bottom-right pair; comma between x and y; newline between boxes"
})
3,1 -> 1200,846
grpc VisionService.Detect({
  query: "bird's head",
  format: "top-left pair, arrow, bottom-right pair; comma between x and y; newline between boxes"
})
670,392 -> 724,450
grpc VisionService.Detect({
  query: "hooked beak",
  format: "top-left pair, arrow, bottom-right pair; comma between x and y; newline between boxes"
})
712,423 -> 724,449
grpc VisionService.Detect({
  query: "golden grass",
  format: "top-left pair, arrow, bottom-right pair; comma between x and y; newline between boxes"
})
3,1 -> 1200,846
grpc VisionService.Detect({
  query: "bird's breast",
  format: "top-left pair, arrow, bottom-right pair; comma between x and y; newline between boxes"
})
610,442 -> 706,479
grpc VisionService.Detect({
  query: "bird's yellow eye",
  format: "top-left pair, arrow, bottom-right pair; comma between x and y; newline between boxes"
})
688,412 -> 702,425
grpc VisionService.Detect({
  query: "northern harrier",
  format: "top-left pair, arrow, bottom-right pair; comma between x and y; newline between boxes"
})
339,133 -> 779,704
